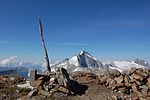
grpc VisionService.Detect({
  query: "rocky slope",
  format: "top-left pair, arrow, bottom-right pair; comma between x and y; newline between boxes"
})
1,66 -> 150,100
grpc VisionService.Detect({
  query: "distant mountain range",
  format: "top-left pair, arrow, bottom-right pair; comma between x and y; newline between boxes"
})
52,51 -> 150,74
0,56 -> 44,77
0,51 -> 150,77
0,67 -> 28,78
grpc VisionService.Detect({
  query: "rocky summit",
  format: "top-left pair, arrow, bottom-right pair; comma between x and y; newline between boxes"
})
100,67 -> 150,99
1,67 -> 150,100
1,51 -> 150,100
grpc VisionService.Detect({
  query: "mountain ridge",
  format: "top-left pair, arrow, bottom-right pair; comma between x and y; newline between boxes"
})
52,51 -> 150,73
0,51 -> 150,76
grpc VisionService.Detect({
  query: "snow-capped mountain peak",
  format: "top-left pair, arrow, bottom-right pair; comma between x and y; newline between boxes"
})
68,50 -> 100,68
52,50 -> 103,73
79,50 -> 97,61
109,60 -> 146,72
134,58 -> 150,67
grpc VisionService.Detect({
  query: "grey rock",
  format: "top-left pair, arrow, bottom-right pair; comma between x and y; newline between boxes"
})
43,84 -> 51,91
38,90 -> 52,97
131,73 -> 144,81
28,89 -> 37,97
135,80 -> 142,86
128,67 -> 137,75
115,75 -> 124,84
100,75 -> 109,84
135,68 -> 143,76
109,69 -> 121,77
106,78 -> 112,86
56,67 -> 70,87
124,75 -> 129,85
111,96 -> 118,100
109,79 -> 117,87
131,85 -> 138,92
147,77 -> 150,88
139,85 -> 148,90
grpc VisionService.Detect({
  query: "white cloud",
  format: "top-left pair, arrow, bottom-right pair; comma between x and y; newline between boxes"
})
0,56 -> 21,67
0,56 -> 43,68
0,56 -> 61,68
0,56 -> 66,73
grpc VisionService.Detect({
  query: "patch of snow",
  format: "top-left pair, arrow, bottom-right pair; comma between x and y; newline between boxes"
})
17,81 -> 34,90
79,50 -> 84,55
73,67 -> 92,73
110,61 -> 145,72
69,56 -> 79,66
144,61 -> 148,64
50,77 -> 55,82
58,62 -> 68,66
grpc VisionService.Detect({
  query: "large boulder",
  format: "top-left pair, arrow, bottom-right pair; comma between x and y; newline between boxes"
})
115,75 -> 124,84
109,69 -> 121,77
131,73 -> 144,81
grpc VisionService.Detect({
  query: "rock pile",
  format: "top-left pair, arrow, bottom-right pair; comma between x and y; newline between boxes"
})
72,72 -> 101,84
15,66 -> 150,99
17,67 -> 88,100
101,67 -> 150,99
0,75 -> 29,100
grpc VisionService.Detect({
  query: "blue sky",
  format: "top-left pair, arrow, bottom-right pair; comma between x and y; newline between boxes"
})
0,0 -> 150,61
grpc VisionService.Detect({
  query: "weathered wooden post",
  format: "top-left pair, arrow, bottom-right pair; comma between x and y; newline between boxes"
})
38,16 -> 51,72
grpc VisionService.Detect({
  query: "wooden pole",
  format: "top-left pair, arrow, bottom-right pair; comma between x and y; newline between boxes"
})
38,16 -> 51,72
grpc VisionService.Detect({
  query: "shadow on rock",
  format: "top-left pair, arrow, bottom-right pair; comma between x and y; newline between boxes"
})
68,80 -> 88,95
